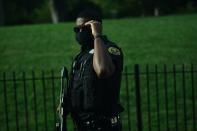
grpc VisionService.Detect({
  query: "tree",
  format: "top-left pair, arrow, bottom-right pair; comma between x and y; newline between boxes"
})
118,0 -> 141,17
49,0 -> 101,23
0,0 -> 5,25
49,0 -> 68,24
140,0 -> 177,16
49,0 -> 59,23
90,0 -> 140,18
63,0 -> 102,20
3,0 -> 47,25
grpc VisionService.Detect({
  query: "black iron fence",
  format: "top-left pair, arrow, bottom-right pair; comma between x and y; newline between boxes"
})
0,64 -> 196,131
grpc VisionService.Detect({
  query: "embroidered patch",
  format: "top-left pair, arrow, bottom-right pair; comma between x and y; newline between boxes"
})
108,47 -> 121,55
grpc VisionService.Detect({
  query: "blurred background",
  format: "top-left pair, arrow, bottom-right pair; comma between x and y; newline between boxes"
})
0,0 -> 197,26
0,0 -> 197,131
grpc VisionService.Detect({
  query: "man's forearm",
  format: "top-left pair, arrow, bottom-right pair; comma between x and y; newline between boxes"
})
93,37 -> 115,78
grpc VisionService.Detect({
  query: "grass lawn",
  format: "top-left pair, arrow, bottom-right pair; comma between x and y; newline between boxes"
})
0,14 -> 197,131
0,14 -> 197,72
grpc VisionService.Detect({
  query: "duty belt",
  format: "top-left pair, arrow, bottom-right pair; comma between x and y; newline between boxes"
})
84,115 -> 120,125
74,115 -> 121,129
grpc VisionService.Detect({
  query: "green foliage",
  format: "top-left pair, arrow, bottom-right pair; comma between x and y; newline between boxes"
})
2,0 -> 197,25
65,0 -> 102,20
118,0 -> 141,16
4,0 -> 46,25
31,2 -> 51,23
90,0 -> 140,17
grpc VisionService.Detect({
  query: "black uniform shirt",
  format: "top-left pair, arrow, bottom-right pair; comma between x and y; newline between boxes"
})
69,36 -> 124,117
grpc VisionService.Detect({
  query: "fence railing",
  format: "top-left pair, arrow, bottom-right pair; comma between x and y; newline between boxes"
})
0,64 -> 196,131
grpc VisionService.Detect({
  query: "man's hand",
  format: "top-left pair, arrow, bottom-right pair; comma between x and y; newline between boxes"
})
84,20 -> 102,38
84,20 -> 115,78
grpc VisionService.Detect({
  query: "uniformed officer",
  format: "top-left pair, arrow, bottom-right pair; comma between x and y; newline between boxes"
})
67,9 -> 124,131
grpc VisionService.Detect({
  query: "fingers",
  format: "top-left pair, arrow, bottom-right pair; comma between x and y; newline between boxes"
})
84,20 -> 101,26
84,20 -> 102,36
84,20 -> 94,26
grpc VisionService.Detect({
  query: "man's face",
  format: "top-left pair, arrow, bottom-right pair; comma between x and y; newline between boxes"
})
74,17 -> 91,34
74,17 -> 94,46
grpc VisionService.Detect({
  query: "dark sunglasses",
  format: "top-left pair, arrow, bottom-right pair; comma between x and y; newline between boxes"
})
73,25 -> 90,33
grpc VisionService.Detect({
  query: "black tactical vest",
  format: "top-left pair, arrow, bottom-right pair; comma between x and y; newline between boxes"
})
68,36 -> 124,116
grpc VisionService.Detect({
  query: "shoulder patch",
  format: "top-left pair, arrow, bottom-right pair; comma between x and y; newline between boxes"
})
108,47 -> 121,55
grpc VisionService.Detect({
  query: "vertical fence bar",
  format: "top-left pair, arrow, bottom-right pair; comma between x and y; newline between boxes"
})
32,71 -> 38,131
155,65 -> 160,131
23,72 -> 29,131
134,64 -> 142,131
182,64 -> 187,131
191,63 -> 196,131
51,69 -> 57,131
125,66 -> 131,131
3,72 -> 9,131
164,64 -> 169,131
173,65 -> 178,131
146,65 -> 151,131
13,72 -> 19,131
42,71 -> 48,131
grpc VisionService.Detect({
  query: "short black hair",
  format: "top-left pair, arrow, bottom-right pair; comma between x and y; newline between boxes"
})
77,9 -> 102,23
